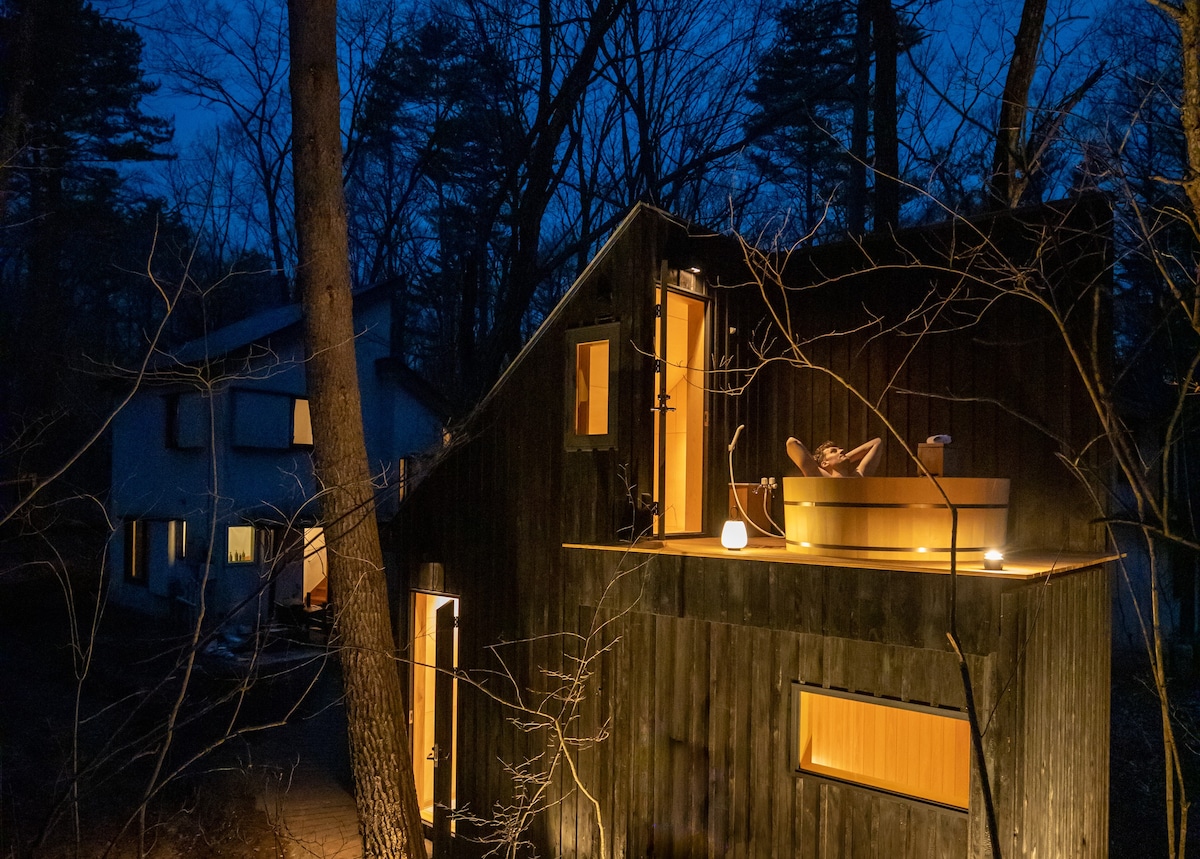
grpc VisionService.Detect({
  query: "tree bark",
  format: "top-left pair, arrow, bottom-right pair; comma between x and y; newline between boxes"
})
989,0 -> 1048,208
848,0 -> 871,236
871,0 -> 900,231
286,0 -> 427,855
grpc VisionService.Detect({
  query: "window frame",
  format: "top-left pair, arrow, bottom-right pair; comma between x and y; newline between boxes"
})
789,682 -> 971,812
565,322 -> 620,451
292,397 -> 313,447
124,519 -> 151,585
226,524 -> 258,565
230,389 -> 313,450
166,392 -> 208,450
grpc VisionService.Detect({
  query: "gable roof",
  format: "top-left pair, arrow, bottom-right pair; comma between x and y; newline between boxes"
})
471,203 -> 711,418
166,280 -> 392,366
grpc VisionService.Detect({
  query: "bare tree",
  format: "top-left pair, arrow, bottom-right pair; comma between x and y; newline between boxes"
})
153,0 -> 296,290
287,0 -> 427,854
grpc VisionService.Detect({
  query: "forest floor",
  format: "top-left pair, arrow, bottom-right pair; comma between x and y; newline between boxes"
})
0,554 -> 358,859
1,541 -> 1198,858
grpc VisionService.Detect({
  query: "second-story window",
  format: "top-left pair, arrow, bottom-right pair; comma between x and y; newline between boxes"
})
232,390 -> 313,449
166,392 -> 208,449
293,397 -> 313,446
565,322 -> 620,450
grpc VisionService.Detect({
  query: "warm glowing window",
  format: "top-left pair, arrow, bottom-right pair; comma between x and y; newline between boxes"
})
574,340 -> 610,435
303,527 -> 328,606
227,525 -> 256,564
169,519 -> 187,563
794,686 -> 970,809
293,398 -> 313,446
124,520 -> 149,584
397,456 -> 411,503
231,390 -> 312,449
566,322 -> 620,450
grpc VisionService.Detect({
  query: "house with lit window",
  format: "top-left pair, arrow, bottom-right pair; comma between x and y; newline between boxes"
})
108,283 -> 445,630
393,200 -> 1116,858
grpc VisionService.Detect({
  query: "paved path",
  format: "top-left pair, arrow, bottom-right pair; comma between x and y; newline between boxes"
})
245,655 -> 364,859
261,765 -> 363,859
246,655 -> 432,859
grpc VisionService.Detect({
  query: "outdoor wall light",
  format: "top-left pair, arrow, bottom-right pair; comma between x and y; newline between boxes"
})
721,517 -> 748,551
984,550 -> 1005,571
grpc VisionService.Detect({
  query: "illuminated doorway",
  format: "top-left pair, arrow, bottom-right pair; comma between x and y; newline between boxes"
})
654,275 -> 708,535
302,527 -> 327,606
412,592 -> 458,846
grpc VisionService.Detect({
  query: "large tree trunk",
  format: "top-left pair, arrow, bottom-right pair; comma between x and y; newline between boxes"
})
989,0 -> 1048,208
0,0 -> 34,221
847,0 -> 871,236
871,0 -> 900,231
286,0 -> 427,856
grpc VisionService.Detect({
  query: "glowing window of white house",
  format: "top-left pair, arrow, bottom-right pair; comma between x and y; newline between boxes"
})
293,397 -> 313,446
793,685 -> 970,809
124,520 -> 149,584
169,519 -> 187,563
227,525 -> 256,564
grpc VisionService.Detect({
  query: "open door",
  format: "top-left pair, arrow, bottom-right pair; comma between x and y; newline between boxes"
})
412,592 -> 458,852
432,600 -> 456,855
653,271 -> 708,535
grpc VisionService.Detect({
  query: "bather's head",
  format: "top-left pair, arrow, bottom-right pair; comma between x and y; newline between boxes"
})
814,441 -> 844,469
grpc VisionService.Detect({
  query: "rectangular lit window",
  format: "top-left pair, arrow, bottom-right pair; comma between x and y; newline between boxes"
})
293,397 -> 313,446
793,685 -> 970,809
233,390 -> 310,449
575,339 -> 610,435
227,525 -> 256,564
124,520 -> 150,584
169,519 -> 187,563
397,455 -> 410,503
566,322 -> 619,450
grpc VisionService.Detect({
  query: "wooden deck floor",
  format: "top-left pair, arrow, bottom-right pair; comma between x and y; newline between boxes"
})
565,535 -> 1118,579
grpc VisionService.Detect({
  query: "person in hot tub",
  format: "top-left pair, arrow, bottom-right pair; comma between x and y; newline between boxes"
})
787,436 -> 882,477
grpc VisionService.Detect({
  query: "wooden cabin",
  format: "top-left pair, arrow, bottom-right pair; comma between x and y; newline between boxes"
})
392,200 -> 1114,858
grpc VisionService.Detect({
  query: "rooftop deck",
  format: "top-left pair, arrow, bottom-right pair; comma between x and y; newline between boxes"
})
564,536 -> 1117,580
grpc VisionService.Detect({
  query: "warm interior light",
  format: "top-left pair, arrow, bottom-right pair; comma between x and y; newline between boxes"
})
721,518 -> 748,550
984,549 -> 1004,570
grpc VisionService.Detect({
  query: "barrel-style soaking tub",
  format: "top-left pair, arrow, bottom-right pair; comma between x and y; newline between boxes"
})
782,477 -> 1010,562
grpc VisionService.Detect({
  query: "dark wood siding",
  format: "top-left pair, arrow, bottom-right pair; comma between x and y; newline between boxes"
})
560,548 -> 1109,859
390,203 -> 1113,859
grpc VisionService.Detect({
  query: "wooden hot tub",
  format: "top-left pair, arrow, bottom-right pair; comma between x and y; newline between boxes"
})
782,477 -> 1010,562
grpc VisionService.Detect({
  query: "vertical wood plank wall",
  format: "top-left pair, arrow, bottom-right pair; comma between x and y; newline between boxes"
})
390,202 -> 1113,858
561,550 -> 1110,859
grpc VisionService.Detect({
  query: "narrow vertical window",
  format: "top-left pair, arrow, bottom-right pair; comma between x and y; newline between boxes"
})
168,519 -> 187,564
566,322 -> 619,450
293,397 -> 313,446
167,392 -> 208,449
397,455 -> 410,503
124,520 -> 150,584
575,339 -> 610,436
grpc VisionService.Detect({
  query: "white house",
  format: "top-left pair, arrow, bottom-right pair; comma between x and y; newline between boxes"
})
108,283 -> 444,630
